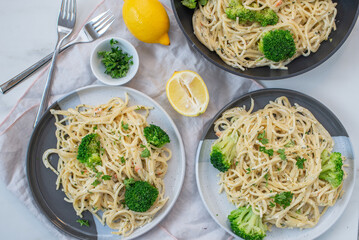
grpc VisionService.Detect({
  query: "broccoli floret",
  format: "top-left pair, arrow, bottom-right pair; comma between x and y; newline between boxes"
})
228,206 -> 267,240
225,0 -> 256,22
199,0 -> 208,6
144,124 -> 170,148
210,131 -> 239,172
225,0 -> 278,27
258,29 -> 296,62
256,8 -> 278,26
125,180 -> 159,212
319,150 -> 344,188
181,0 -> 197,9
77,133 -> 102,169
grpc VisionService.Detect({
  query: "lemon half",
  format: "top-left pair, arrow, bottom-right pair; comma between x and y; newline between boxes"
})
166,70 -> 209,117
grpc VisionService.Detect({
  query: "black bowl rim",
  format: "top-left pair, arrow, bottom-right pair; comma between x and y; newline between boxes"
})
170,0 -> 359,80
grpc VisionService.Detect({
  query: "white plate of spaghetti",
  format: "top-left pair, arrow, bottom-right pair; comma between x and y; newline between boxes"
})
27,85 -> 185,239
195,88 -> 355,240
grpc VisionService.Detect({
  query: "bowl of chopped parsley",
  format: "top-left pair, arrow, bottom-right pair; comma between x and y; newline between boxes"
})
91,37 -> 139,85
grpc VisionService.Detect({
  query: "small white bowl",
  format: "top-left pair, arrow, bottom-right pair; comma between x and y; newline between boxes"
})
90,37 -> 139,85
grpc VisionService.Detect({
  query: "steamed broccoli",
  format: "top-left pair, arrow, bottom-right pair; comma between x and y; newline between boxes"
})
228,206 -> 267,240
210,131 -> 239,172
144,124 -> 170,148
258,29 -> 296,62
181,0 -> 197,9
225,0 -> 256,22
256,8 -> 278,26
77,133 -> 102,169
225,0 -> 278,26
319,150 -> 344,188
125,180 -> 159,212
181,0 -> 208,9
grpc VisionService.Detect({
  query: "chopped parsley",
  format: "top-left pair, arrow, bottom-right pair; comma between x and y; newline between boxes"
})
102,175 -> 112,180
259,146 -> 274,156
277,149 -> 286,160
76,219 -> 90,227
93,125 -> 98,130
269,202 -> 275,208
121,121 -> 129,130
264,173 -> 269,181
257,131 -> 269,144
296,156 -> 307,169
141,147 -> 150,158
284,140 -> 295,148
96,171 -> 103,178
246,167 -> 251,174
97,39 -> 133,78
91,179 -> 101,187
274,191 -> 293,208
124,178 -> 135,188
121,156 -> 126,164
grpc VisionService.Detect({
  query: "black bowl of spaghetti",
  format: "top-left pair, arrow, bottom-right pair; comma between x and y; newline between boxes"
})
171,0 -> 359,80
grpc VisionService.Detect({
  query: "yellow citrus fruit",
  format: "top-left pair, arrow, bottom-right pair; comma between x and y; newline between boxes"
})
122,0 -> 170,45
166,70 -> 209,117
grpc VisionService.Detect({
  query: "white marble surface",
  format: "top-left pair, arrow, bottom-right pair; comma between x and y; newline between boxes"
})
0,0 -> 357,239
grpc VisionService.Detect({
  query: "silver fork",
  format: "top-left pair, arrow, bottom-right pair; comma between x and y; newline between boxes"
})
34,0 -> 76,127
0,10 -> 115,94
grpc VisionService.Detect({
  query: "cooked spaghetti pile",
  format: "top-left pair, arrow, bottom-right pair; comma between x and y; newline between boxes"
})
43,95 -> 171,236
211,96 -> 344,230
193,0 -> 337,70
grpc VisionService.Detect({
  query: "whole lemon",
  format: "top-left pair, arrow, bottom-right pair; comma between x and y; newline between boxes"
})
122,0 -> 170,45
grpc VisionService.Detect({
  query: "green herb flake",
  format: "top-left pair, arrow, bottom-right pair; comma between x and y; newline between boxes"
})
141,148 -> 150,158
96,171 -> 103,178
277,149 -> 286,160
91,179 -> 101,187
257,131 -> 269,144
121,121 -> 129,130
259,146 -> 274,156
102,175 -> 112,180
264,173 -> 269,181
269,202 -> 275,208
246,167 -> 251,174
81,171 -> 84,175
284,140 -> 295,148
274,191 -> 293,209
121,156 -> 126,164
124,178 -> 135,188
296,156 -> 307,169
93,125 -> 98,130
76,219 -> 90,227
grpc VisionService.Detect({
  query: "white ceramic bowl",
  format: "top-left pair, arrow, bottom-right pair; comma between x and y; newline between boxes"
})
90,37 -> 139,85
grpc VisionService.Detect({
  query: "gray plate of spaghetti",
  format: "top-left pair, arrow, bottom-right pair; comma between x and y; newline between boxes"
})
27,85 -> 185,239
195,88 -> 355,240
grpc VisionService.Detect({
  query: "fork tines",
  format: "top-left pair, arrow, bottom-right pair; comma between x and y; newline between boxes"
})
60,0 -> 76,21
92,10 -> 115,34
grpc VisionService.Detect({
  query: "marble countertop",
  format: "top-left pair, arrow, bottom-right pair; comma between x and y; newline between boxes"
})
0,0 -> 357,239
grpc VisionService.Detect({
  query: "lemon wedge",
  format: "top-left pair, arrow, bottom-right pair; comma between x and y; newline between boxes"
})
166,70 -> 209,117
